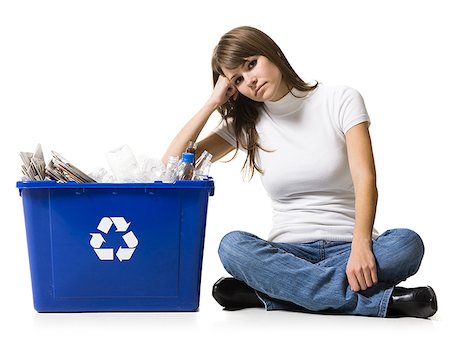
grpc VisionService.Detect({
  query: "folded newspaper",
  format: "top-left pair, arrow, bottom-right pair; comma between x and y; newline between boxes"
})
20,144 -> 96,183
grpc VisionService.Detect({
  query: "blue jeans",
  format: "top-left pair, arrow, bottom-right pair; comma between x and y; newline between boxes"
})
218,228 -> 424,317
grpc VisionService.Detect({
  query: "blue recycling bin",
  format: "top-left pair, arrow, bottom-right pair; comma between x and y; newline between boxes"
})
16,179 -> 214,312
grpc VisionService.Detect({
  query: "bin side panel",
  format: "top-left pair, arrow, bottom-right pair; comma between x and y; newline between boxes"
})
50,188 -> 181,302
178,188 -> 211,310
21,189 -> 54,311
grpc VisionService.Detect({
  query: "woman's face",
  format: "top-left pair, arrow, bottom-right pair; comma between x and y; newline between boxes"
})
222,55 -> 289,102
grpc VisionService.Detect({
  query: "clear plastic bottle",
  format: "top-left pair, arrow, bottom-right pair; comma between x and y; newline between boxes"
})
177,153 -> 195,180
194,151 -> 212,180
195,150 -> 209,167
185,140 -> 197,155
162,155 -> 179,182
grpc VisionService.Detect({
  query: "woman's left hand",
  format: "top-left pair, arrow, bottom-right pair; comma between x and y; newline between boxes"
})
346,241 -> 378,292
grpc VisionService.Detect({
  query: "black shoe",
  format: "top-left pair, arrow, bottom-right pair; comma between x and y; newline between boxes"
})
387,286 -> 437,318
212,277 -> 264,310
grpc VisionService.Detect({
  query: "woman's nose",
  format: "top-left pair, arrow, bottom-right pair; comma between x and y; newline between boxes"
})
243,73 -> 257,88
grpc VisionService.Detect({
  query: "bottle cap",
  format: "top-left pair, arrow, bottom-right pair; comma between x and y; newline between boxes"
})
181,152 -> 194,163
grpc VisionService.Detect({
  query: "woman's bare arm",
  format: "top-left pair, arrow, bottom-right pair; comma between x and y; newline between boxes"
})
162,76 -> 237,165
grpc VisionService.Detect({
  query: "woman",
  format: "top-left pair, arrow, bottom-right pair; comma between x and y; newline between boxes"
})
162,26 -> 437,318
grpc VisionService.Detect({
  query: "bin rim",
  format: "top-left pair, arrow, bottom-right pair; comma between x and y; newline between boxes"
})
16,179 -> 215,196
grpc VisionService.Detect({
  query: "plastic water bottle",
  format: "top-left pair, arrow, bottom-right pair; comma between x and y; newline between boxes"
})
177,153 -> 195,180
195,150 -> 209,167
163,155 -> 179,182
185,141 -> 197,155
194,151 -> 212,180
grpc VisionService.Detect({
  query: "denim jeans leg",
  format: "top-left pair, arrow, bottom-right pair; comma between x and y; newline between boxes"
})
311,229 -> 425,317
218,231 -> 379,316
316,242 -> 394,317
372,228 -> 424,284
217,229 -> 425,317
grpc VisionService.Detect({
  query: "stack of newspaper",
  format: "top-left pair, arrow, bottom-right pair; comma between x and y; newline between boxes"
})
20,144 -> 96,183
20,144 -> 46,181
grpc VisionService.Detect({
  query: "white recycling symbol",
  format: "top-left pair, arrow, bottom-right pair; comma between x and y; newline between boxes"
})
89,217 -> 138,261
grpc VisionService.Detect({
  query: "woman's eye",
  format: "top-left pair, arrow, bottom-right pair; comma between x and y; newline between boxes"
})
234,76 -> 243,86
248,59 -> 257,69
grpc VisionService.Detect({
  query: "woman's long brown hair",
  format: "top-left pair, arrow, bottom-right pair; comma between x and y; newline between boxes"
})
212,26 -> 318,180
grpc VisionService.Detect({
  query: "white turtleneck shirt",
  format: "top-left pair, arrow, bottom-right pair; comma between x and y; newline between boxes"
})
213,84 -> 379,243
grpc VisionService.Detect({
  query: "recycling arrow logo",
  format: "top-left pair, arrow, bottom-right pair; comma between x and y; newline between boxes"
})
89,217 -> 138,261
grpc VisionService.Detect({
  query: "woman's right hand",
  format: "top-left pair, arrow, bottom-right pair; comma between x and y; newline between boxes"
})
208,75 -> 239,109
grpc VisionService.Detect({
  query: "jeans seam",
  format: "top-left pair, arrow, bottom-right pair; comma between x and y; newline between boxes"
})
378,286 -> 394,317
320,240 -> 325,261
255,291 -> 270,311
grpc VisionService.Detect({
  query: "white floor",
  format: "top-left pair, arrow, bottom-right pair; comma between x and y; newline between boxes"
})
20,308 -> 446,337
3,287 -> 447,337
2,228 -> 448,337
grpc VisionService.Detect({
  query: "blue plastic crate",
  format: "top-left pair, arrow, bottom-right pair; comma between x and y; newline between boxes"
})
16,179 -> 214,312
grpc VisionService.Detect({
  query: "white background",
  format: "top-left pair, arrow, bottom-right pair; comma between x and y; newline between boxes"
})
0,0 -> 449,335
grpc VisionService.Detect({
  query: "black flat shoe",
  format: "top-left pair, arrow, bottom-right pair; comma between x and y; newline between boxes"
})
212,277 -> 264,310
387,286 -> 437,318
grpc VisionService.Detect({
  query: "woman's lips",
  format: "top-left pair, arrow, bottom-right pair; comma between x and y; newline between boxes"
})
256,82 -> 267,96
